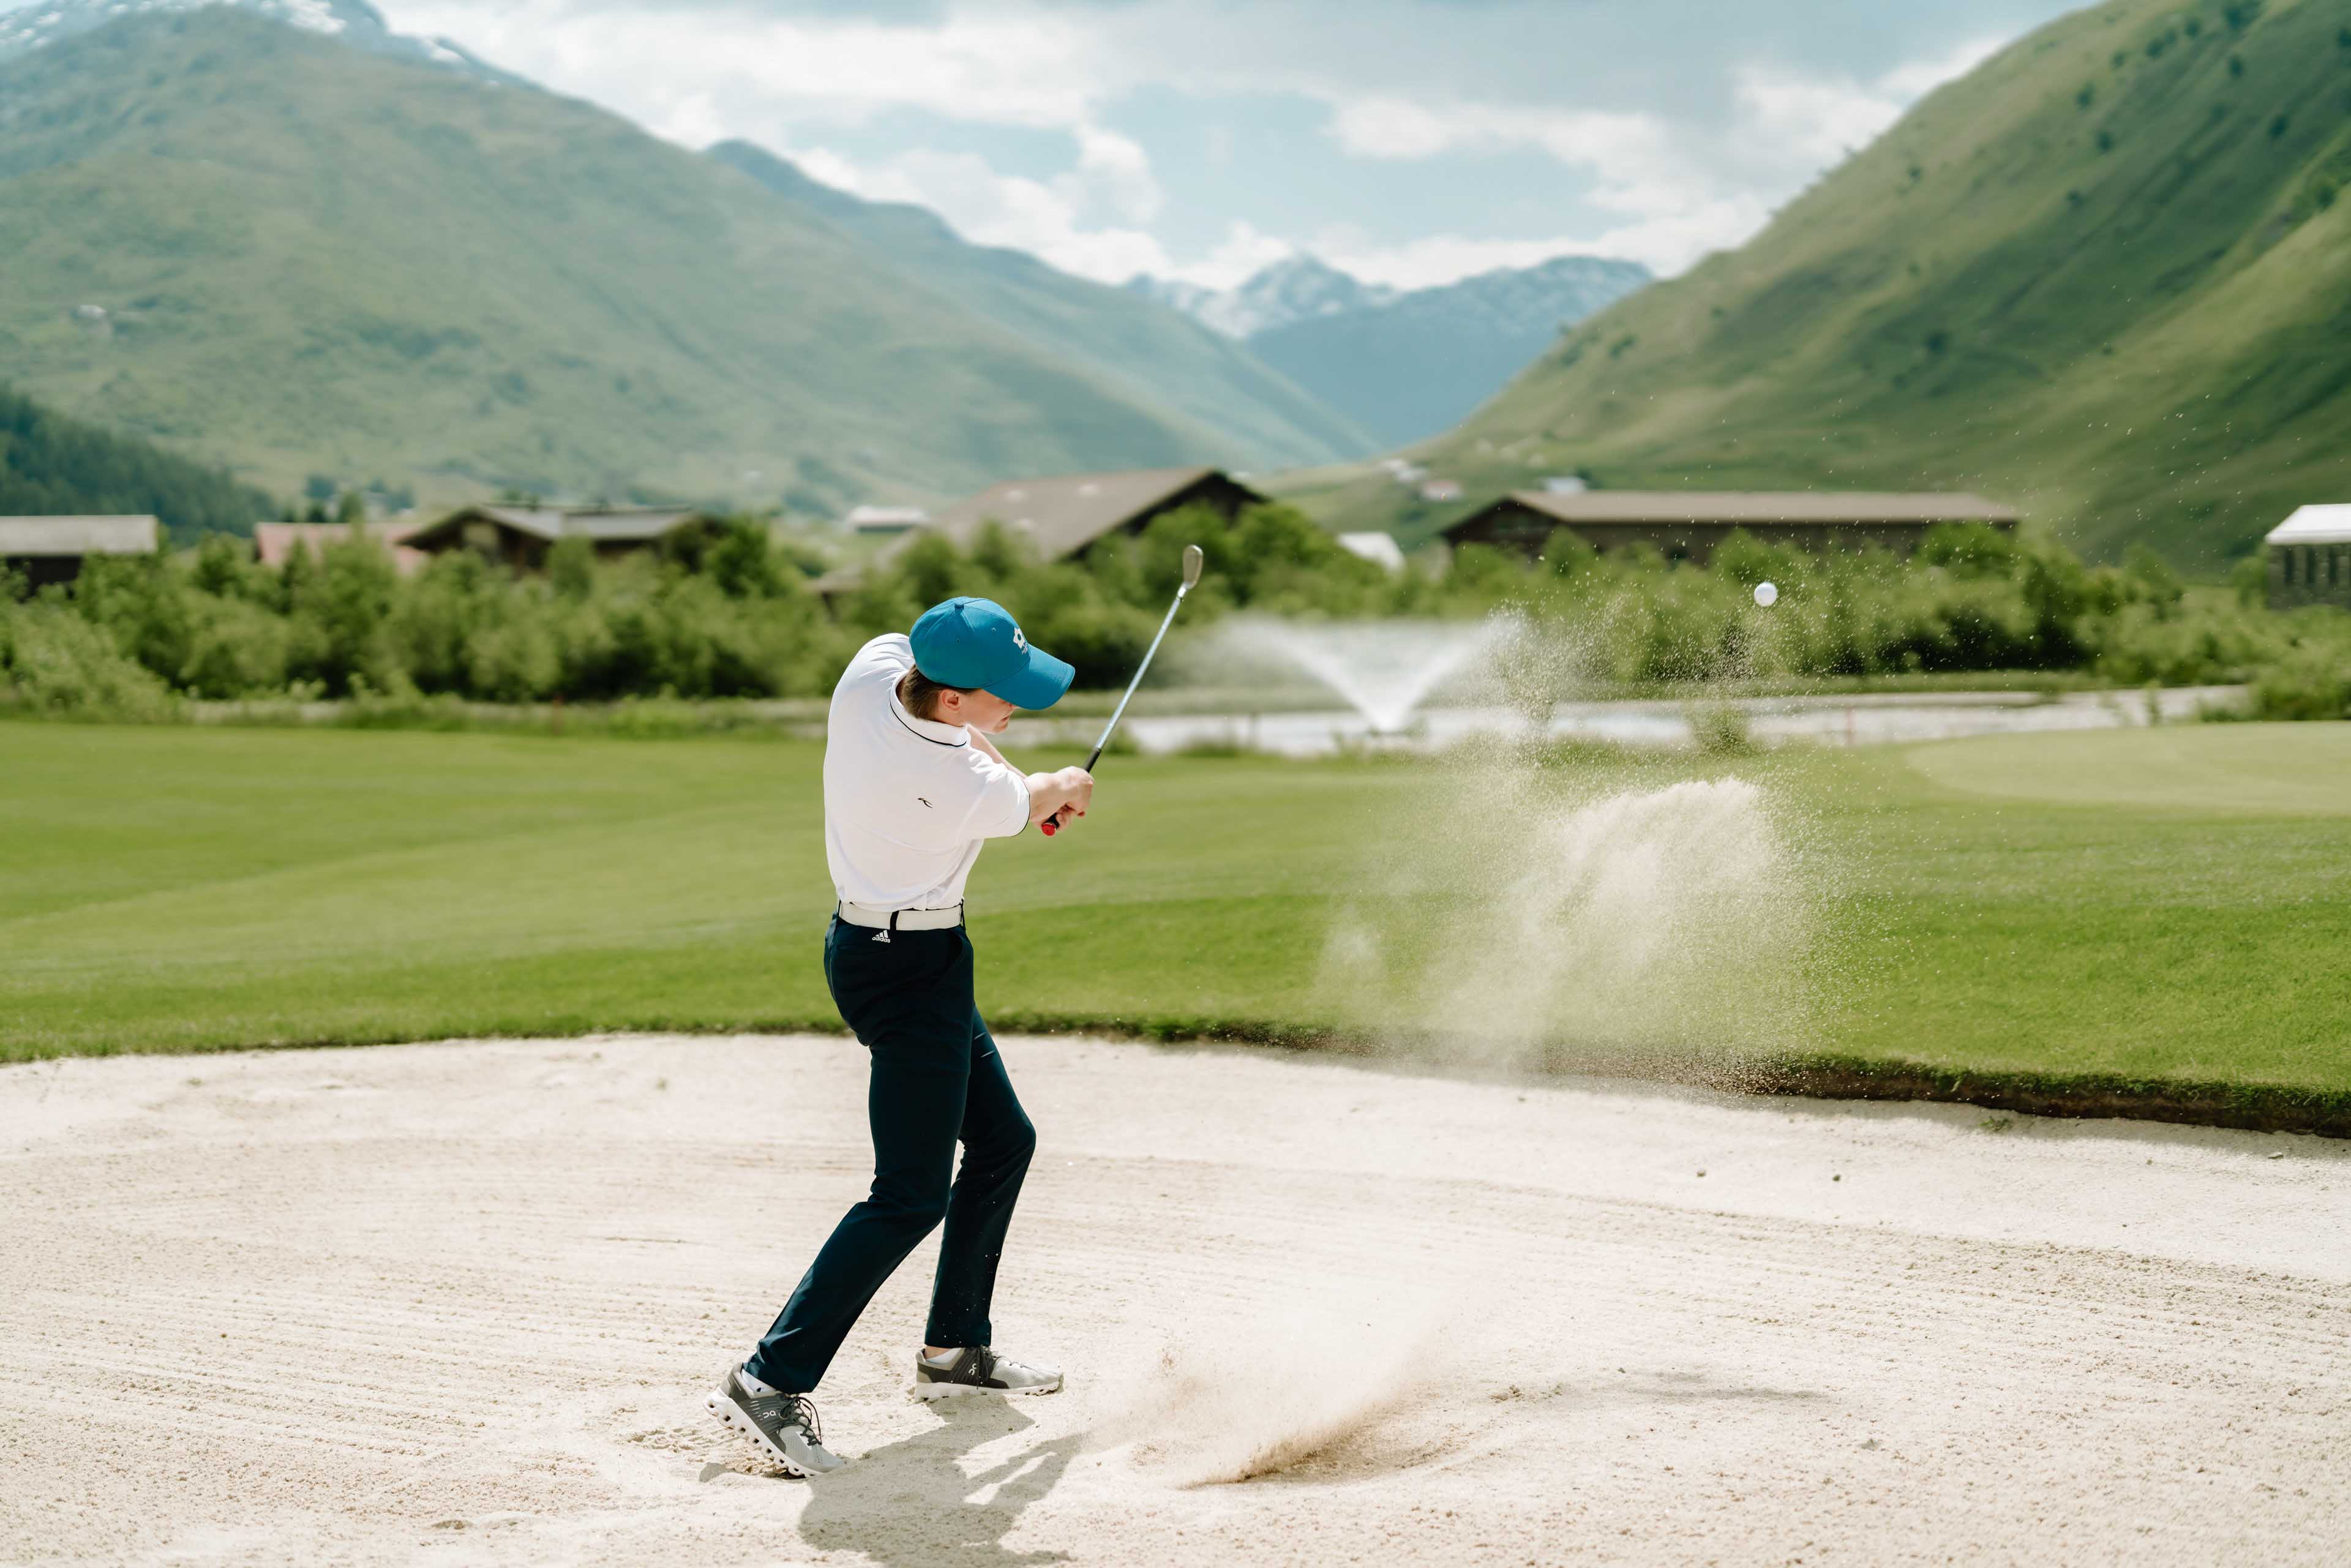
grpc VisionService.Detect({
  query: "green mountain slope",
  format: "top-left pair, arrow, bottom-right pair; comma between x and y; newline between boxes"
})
0,12 -> 1278,510
1303,0 -> 2351,566
709,141 -> 1376,471
1,383 -> 273,538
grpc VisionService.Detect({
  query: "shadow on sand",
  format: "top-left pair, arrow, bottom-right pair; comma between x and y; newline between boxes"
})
795,1397 -> 1080,1568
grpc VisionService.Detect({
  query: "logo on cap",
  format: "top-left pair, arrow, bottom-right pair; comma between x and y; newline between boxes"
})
1012,628 -> 1027,651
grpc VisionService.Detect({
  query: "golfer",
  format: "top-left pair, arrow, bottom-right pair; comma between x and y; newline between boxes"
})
709,596 -> 1093,1477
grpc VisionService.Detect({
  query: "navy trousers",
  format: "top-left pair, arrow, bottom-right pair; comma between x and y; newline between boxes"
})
747,916 -> 1037,1394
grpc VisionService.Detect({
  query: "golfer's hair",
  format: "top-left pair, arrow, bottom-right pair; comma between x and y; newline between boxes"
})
899,667 -> 972,722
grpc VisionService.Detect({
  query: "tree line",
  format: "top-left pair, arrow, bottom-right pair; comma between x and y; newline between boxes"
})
0,386 -> 276,538
3,501 -> 2347,721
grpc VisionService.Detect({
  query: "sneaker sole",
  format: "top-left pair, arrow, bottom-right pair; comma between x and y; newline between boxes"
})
909,1376 -> 1063,1401
705,1390 -> 821,1477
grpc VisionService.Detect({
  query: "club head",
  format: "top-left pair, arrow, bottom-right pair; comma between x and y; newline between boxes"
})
1180,544 -> 1205,590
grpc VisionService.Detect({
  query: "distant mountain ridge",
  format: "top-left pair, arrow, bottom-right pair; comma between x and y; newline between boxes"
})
710,143 -> 1375,471
0,0 -> 523,84
0,7 -> 1381,514
1133,253 -> 1652,445
0,10 -> 1344,510
0,0 -> 1646,497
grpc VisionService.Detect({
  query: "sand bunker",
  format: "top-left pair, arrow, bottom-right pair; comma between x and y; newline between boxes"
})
3,1034 -> 2345,1565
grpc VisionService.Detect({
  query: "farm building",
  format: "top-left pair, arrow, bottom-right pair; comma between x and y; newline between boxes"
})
816,467 -> 1264,596
923,467 -> 1262,558
253,522 -> 427,576
1442,491 -> 2020,564
2265,506 -> 2351,611
0,515 -> 157,588
400,506 -> 724,572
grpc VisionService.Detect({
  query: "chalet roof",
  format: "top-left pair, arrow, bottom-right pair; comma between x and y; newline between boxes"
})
2266,505 -> 2351,547
1459,491 -> 2022,530
0,516 -> 159,556
813,467 -> 1263,597
552,508 -> 705,542
924,467 -> 1247,560
252,522 -> 422,569
405,506 -> 708,548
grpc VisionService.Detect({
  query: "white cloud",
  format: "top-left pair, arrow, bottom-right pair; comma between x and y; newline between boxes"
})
738,133 -> 1272,288
1177,222 -> 1298,289
1880,34 -> 2011,100
394,0 -> 1104,129
1329,97 -> 1680,176
1314,194 -> 1767,289
1311,31 -> 2009,283
389,0 -> 1180,280
379,2 -> 2041,290
1731,34 -> 2007,168
1061,126 -> 1162,225
781,143 -> 1177,283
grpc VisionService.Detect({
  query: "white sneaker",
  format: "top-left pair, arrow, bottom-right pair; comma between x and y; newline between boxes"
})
707,1367 -> 847,1476
911,1345 -> 1064,1400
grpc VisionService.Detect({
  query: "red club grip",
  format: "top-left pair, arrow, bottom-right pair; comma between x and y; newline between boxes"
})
1040,812 -> 1060,837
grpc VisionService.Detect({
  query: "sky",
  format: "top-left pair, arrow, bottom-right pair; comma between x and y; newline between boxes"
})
23,0 -> 2094,290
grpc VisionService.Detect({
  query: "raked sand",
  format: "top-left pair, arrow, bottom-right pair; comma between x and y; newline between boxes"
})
3,1034 -> 2345,1566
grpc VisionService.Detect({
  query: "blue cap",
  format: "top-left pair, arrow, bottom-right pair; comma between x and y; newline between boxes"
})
909,597 -> 1074,710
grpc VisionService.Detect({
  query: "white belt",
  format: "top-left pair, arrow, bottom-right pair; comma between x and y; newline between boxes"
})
837,901 -> 963,931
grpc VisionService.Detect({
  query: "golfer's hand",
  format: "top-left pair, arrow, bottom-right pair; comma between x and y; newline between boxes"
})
1028,766 -> 1093,830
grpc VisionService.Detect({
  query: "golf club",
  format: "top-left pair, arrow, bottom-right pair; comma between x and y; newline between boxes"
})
1040,542 -> 1205,836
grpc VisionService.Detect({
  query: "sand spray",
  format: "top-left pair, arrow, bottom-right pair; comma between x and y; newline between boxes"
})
1093,760 -> 1820,1487
1093,1289 -> 1452,1485
1106,621 -> 1823,1484
1313,732 -> 1820,1084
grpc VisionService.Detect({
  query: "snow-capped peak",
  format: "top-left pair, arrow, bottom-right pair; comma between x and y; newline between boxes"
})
0,0 -> 525,86
1127,255 -> 1400,339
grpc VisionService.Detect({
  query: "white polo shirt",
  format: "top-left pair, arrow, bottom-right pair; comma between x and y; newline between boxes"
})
823,634 -> 1031,910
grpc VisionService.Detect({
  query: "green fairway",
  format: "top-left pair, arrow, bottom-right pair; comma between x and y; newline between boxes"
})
1902,727 -> 2351,816
2,721 -> 2347,1109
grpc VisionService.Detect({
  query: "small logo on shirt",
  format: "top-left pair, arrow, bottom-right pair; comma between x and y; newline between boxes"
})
917,797 -> 933,809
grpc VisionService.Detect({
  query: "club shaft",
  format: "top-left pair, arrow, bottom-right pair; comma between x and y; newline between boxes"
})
1085,584 -> 1190,761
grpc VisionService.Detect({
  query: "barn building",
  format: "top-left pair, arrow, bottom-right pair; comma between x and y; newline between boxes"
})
400,506 -> 724,572
0,515 -> 158,588
816,467 -> 1264,596
2265,506 -> 2351,611
922,467 -> 1261,559
1441,491 -> 2021,565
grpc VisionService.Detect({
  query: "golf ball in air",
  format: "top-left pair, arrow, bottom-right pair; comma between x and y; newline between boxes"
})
1753,581 -> 1779,607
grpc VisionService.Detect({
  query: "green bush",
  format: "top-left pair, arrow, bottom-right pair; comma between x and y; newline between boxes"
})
2249,643 -> 2351,720
14,503 -> 2351,717
0,598 -> 180,720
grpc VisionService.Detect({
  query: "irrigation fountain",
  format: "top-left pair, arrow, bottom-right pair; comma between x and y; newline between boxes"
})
1220,615 -> 1520,735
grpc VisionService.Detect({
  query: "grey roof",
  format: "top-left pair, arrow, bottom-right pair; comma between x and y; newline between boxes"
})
924,467 -> 1237,560
814,467 -> 1260,596
0,516 -> 159,556
546,508 -> 703,542
2266,505 -> 2351,546
1467,491 -> 2022,528
410,506 -> 707,547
